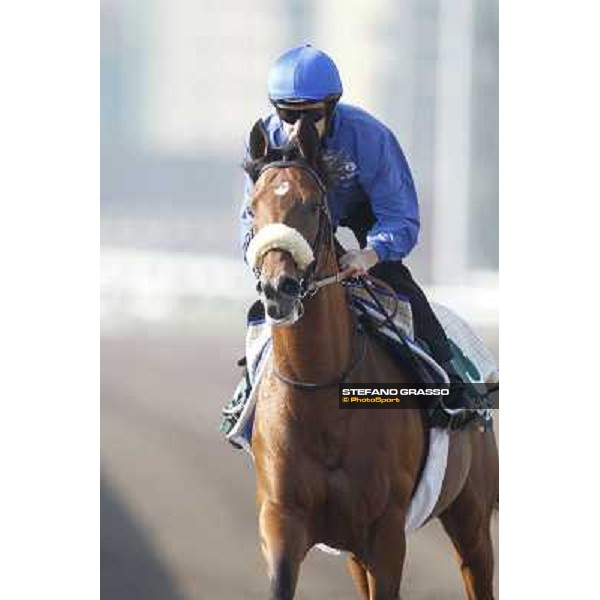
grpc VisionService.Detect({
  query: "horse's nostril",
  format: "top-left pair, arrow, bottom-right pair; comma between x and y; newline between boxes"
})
266,303 -> 281,319
278,276 -> 300,297
261,281 -> 276,300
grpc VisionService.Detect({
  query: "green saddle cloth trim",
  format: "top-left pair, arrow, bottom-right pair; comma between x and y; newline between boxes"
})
449,338 -> 481,384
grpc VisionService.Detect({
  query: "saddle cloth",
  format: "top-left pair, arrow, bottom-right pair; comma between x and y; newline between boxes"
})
229,289 -> 498,537
345,280 -> 499,388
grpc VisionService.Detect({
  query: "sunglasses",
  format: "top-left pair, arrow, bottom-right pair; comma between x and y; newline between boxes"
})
276,105 -> 327,125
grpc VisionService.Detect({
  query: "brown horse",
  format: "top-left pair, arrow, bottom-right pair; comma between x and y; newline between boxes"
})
244,117 -> 498,600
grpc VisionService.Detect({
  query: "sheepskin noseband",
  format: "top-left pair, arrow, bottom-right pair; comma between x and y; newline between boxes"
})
245,223 -> 314,270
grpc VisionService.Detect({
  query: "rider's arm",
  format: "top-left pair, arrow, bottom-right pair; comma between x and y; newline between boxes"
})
358,126 -> 420,262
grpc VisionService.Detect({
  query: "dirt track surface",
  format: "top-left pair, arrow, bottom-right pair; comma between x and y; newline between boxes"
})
101,326 -> 498,599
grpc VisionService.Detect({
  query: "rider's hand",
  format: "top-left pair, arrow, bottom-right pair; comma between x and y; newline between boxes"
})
339,248 -> 379,279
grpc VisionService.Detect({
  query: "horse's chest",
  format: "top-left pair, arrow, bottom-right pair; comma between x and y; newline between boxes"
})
298,425 -> 394,517
329,463 -> 389,509
312,428 -> 346,470
304,464 -> 389,551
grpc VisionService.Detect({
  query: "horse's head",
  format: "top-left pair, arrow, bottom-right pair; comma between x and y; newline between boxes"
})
244,118 -> 337,325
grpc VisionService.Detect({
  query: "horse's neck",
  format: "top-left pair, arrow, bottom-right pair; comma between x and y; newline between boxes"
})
271,255 -> 354,383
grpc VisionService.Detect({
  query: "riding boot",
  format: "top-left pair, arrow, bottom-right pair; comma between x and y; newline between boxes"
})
441,360 -> 468,406
431,360 -> 480,430
220,357 -> 252,448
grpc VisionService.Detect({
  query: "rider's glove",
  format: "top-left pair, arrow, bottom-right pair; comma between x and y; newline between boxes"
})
339,248 -> 379,278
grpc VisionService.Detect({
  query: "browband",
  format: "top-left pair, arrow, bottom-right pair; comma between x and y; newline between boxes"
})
257,160 -> 327,194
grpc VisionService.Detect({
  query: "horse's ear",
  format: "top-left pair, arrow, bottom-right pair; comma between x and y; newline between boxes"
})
296,117 -> 320,167
248,119 -> 269,160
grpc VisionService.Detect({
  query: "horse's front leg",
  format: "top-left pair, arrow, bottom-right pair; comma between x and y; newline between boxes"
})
364,505 -> 407,600
258,500 -> 310,600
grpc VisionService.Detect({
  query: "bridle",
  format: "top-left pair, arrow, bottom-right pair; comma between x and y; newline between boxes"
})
251,158 -> 366,389
252,159 -> 344,300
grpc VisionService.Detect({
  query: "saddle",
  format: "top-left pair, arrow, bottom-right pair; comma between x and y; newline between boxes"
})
346,278 -> 495,378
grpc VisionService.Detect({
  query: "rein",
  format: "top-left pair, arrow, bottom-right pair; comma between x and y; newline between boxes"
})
271,327 -> 366,390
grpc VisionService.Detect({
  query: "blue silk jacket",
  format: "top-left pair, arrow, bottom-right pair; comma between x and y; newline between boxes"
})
240,103 -> 420,262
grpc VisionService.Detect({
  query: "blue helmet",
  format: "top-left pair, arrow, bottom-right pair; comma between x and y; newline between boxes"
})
267,44 -> 343,103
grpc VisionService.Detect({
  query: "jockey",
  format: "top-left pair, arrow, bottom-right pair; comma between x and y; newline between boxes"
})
221,44 -> 475,438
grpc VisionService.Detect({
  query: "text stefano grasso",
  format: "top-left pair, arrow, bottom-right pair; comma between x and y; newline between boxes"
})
341,387 -> 450,396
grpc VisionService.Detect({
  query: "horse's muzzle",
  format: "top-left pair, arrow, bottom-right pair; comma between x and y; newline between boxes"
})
259,275 -> 302,323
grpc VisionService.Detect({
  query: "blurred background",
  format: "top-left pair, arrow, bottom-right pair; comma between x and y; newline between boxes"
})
101,0 -> 498,598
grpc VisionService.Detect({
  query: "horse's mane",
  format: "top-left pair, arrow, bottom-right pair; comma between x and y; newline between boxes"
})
242,143 -> 351,190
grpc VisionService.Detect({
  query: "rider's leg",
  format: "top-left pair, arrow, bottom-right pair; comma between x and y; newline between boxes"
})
369,261 -> 454,365
368,261 -> 475,425
220,300 -> 265,447
339,202 -> 477,425
339,203 -> 458,370
220,356 -> 251,447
